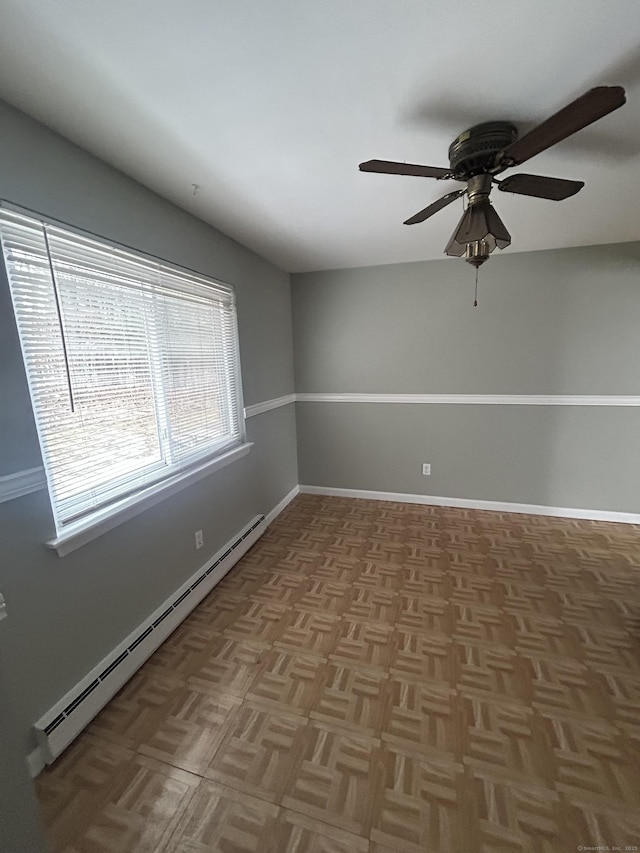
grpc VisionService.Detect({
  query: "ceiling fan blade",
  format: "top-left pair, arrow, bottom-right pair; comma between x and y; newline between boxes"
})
497,173 -> 584,200
404,189 -> 465,225
498,86 -> 626,167
359,159 -> 451,179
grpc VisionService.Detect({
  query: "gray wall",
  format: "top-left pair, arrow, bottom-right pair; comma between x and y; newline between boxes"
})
292,244 -> 640,513
0,655 -> 49,852
0,100 -> 297,757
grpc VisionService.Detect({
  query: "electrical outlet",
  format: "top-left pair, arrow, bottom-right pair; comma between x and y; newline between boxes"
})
422,463 -> 431,476
195,529 -> 204,550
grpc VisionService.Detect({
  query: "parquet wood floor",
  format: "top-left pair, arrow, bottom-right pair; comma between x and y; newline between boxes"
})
36,495 -> 640,852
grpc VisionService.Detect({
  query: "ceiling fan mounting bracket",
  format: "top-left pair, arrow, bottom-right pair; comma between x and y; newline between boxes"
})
448,121 -> 518,179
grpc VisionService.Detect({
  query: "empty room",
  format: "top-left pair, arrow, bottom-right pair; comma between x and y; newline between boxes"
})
0,2 -> 639,852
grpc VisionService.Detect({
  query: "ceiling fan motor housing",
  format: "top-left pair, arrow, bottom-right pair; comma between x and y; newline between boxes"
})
448,121 -> 517,179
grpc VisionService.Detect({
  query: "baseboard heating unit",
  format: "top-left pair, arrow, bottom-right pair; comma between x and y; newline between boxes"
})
34,513 -> 266,765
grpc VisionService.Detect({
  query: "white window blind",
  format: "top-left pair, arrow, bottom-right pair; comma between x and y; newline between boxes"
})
0,208 -> 244,531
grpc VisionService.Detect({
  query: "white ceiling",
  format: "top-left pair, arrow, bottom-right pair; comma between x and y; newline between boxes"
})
0,0 -> 639,272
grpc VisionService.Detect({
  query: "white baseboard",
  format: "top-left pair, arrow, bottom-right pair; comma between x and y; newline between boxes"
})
264,485 -> 300,525
299,485 -> 640,524
29,484 -> 300,776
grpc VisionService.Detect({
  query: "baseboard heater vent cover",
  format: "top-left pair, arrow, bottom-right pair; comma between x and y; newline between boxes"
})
34,514 -> 265,763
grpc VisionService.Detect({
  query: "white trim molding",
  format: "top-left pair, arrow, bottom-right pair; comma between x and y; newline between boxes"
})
296,393 -> 640,406
299,485 -> 640,525
0,467 -> 46,503
245,394 -> 296,418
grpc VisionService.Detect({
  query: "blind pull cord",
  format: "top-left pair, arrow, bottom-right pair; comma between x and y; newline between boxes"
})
43,226 -> 76,412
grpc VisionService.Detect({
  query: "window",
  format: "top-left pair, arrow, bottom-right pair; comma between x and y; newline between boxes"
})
0,207 -> 245,538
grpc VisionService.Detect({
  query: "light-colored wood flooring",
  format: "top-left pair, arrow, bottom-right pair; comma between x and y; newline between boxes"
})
36,494 -> 640,852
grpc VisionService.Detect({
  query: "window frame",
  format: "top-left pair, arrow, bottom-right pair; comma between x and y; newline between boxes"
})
0,203 -> 250,555
47,442 -> 252,557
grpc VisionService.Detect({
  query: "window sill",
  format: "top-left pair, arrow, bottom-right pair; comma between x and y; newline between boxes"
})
47,442 -> 253,557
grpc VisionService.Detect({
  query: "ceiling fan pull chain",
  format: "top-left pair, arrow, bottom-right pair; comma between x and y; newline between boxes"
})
474,267 -> 479,307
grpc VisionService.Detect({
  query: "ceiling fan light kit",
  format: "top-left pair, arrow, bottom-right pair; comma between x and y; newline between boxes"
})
444,174 -> 511,267
359,86 -> 626,269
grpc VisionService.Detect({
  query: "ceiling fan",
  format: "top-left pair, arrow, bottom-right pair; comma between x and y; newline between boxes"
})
359,86 -> 626,268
